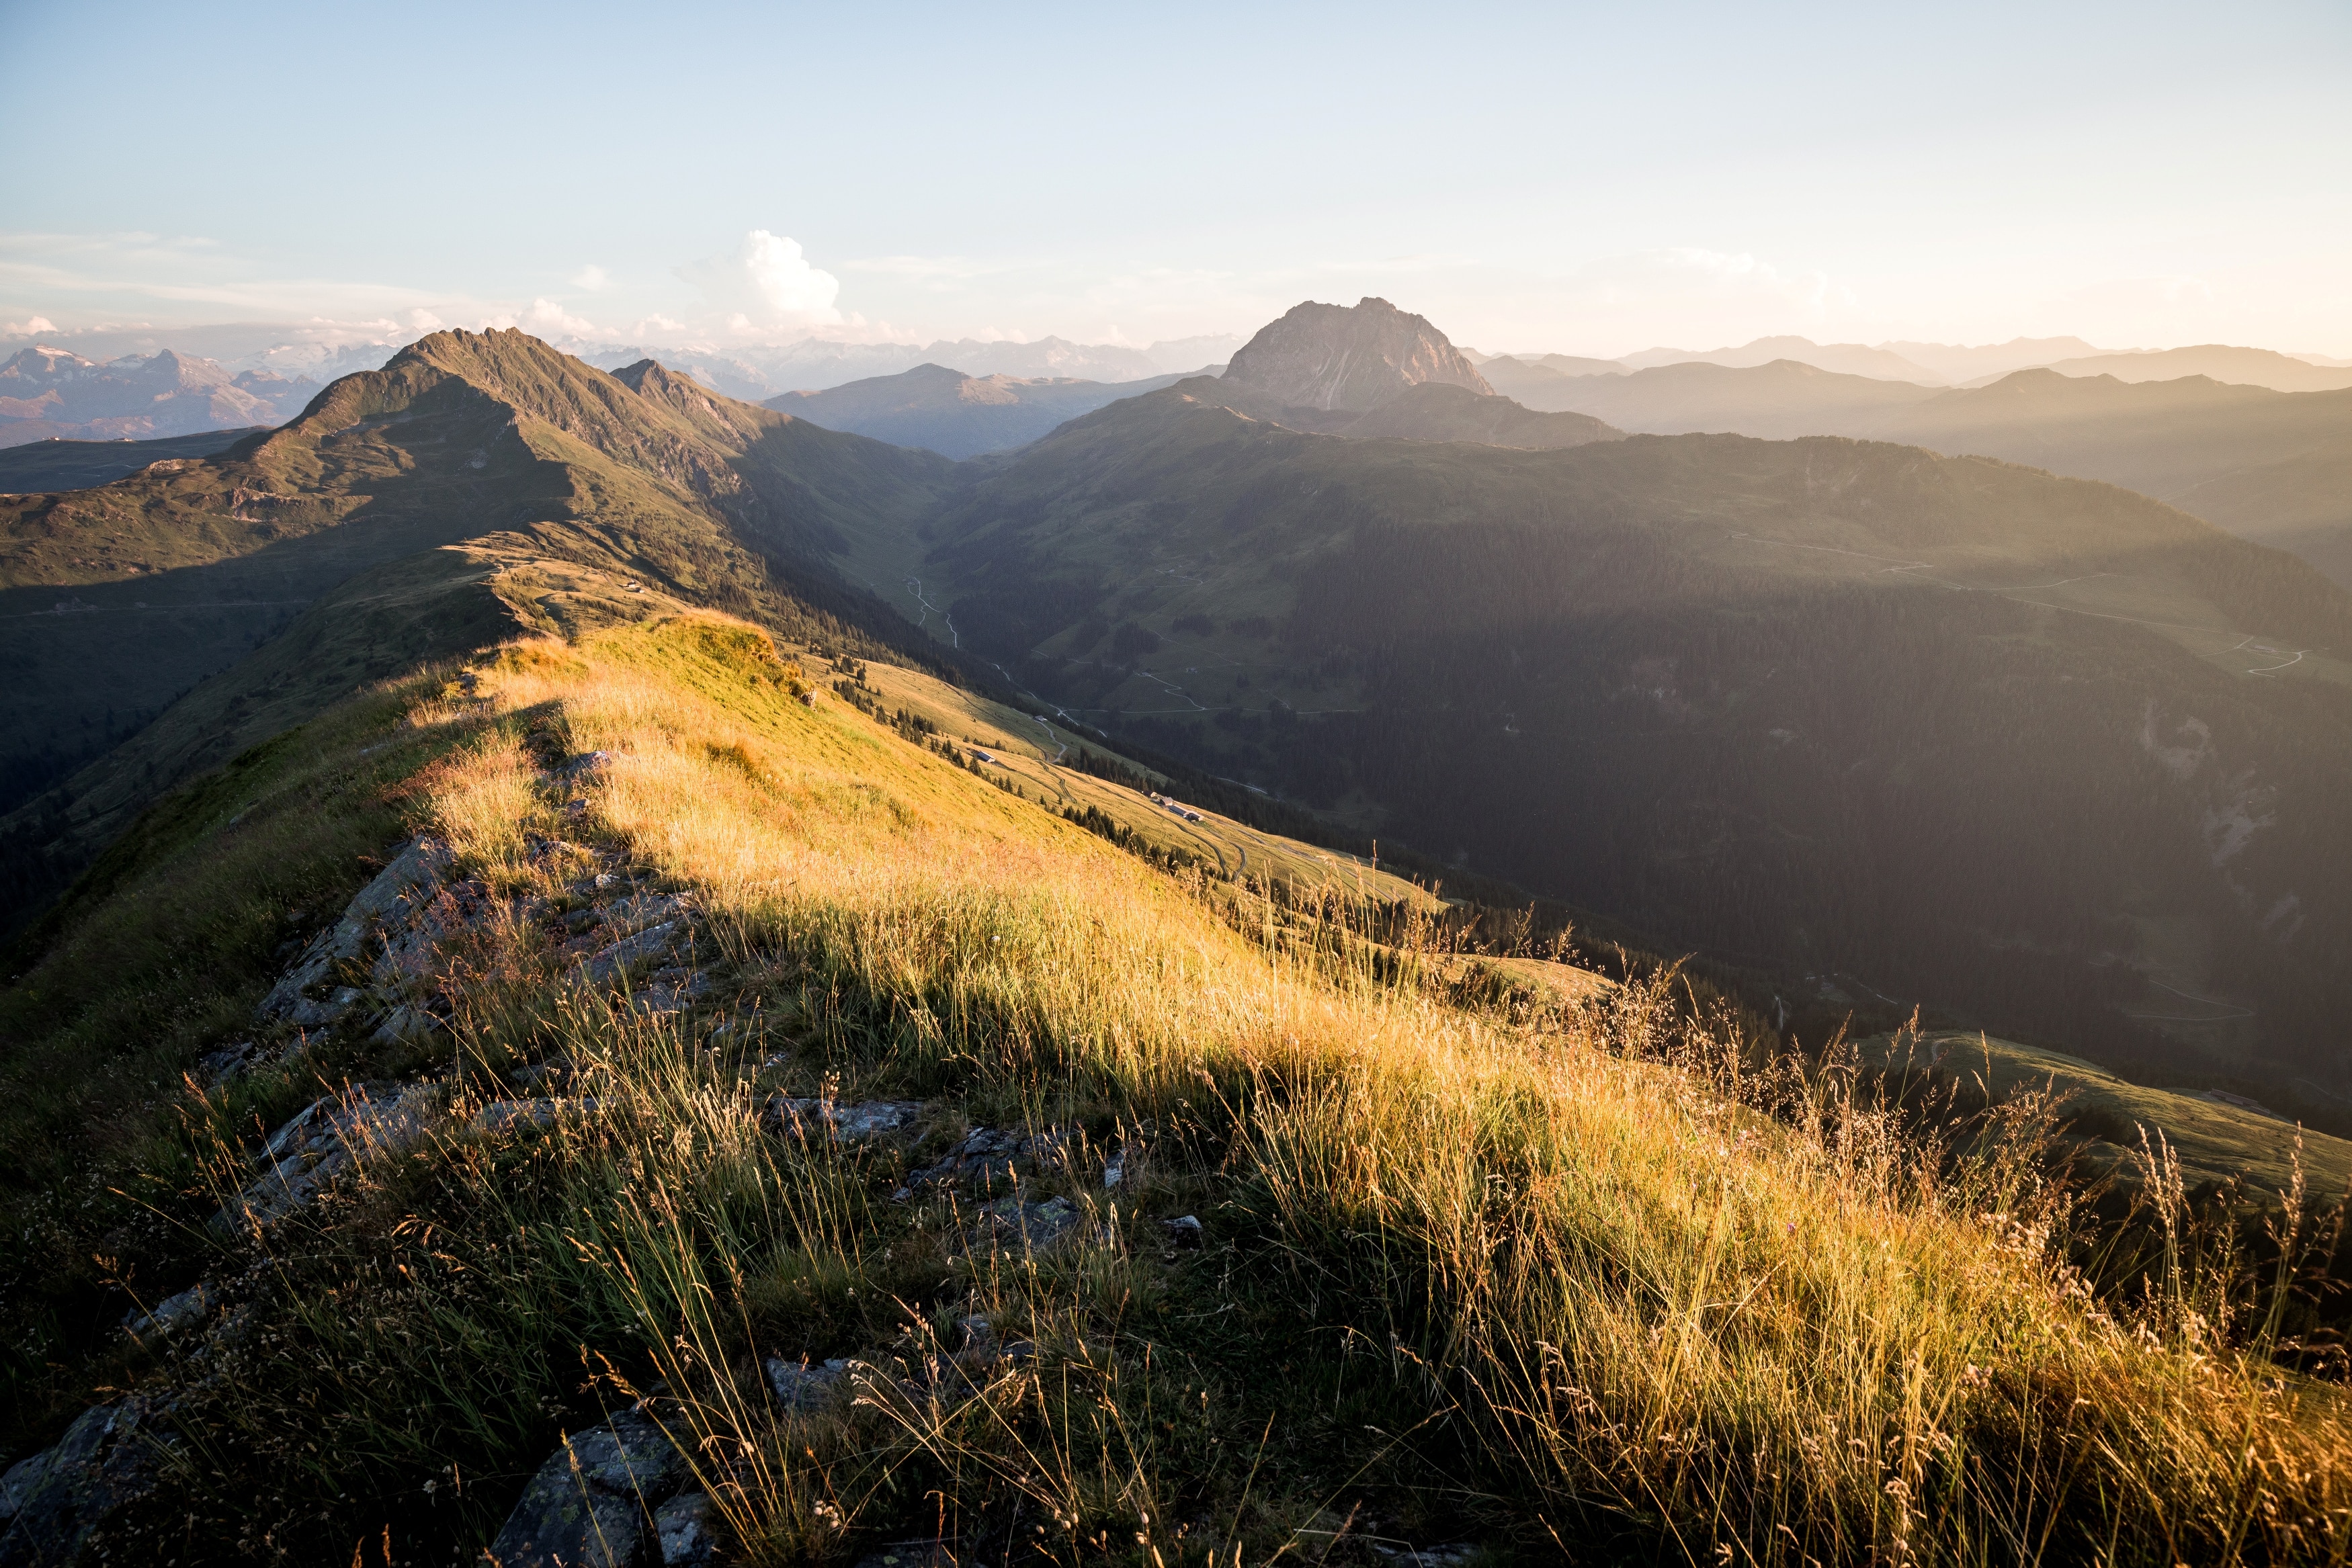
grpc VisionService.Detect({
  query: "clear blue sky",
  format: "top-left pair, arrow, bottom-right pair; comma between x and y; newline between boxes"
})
3,0 -> 2347,356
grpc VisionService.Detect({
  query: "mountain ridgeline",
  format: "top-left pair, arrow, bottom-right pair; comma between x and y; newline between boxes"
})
9,304 -> 2352,1123
0,329 -> 962,916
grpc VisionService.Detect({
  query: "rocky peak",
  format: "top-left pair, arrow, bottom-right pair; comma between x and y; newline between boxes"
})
1222,297 -> 1494,412
1,345 -> 100,382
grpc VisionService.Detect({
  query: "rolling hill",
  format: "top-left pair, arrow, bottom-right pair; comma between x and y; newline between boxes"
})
2023,345 -> 2352,393
1618,335 -> 1945,382
1511,357 -> 1943,431
1869,372 -> 2352,588
1503,361 -> 2352,591
0,428 -> 269,493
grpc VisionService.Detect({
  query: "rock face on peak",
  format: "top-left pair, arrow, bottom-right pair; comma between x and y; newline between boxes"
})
1222,298 -> 1495,412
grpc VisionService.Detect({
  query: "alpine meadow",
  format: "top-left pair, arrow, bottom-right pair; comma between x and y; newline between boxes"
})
5,6 -> 2352,1564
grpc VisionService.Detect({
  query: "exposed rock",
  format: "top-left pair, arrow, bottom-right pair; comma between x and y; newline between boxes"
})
485,1408 -> 687,1568
654,1491 -> 722,1565
0,1399 -> 168,1567
581,897 -> 695,986
970,1195 -> 1079,1254
763,1098 -> 923,1143
256,838 -> 454,1027
893,1125 -> 1068,1200
1102,1147 -> 1126,1190
196,1040 -> 256,1082
213,1082 -> 439,1231
370,1002 -> 445,1046
1163,1215 -> 1204,1250
122,1281 -> 214,1342
633,966 -> 712,1016
764,1356 -> 851,1413
1222,297 -> 1493,412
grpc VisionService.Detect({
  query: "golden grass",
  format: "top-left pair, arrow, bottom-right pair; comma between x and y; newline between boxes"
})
183,611 -> 2351,1563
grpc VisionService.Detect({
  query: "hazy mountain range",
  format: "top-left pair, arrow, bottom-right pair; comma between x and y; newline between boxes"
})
12,302 -> 2346,1121
1478,336 -> 2352,393
1483,358 -> 2352,589
0,347 -> 320,446
765,365 -> 1199,460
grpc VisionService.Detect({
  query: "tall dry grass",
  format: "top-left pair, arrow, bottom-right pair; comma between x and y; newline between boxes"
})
175,615 -> 2349,1564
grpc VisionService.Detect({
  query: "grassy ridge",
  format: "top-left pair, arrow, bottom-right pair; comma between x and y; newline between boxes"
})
4,613 -> 2343,1562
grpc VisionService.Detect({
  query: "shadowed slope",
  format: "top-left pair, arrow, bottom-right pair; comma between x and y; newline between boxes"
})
909,386 -> 2352,1103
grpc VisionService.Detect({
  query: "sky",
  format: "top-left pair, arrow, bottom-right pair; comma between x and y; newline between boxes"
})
3,0 -> 2348,359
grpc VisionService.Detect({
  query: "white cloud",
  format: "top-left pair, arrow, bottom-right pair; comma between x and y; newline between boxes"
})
681,231 -> 843,328
406,308 -> 444,333
571,264 -> 610,292
3,315 -> 58,337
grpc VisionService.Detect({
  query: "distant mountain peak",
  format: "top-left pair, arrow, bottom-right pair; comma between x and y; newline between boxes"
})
1223,297 -> 1494,412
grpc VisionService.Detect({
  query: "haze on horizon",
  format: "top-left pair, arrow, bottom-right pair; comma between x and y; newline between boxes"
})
2,0 -> 2347,363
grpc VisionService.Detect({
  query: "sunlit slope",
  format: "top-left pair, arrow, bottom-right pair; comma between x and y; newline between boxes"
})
0,611 -> 2341,1565
1862,1029 -> 2352,1195
0,329 -> 954,821
1868,373 -> 2352,591
827,648 -> 1435,899
909,388 -> 2352,1101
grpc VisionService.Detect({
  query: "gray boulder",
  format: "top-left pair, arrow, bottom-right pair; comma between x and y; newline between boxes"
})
213,1082 -> 438,1232
763,1357 -> 850,1413
653,1492 -> 721,1565
485,1409 -> 689,1568
969,1195 -> 1080,1254
761,1098 -> 922,1143
256,838 -> 454,1027
584,917 -> 688,986
892,1125 -> 1069,1201
122,1281 -> 214,1342
0,1399 -> 167,1567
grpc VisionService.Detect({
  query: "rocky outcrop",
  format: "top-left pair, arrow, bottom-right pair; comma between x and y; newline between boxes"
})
212,1081 -> 440,1231
892,1125 -> 1070,1201
0,1399 -> 169,1567
485,1408 -> 689,1568
761,1097 -> 923,1142
256,836 -> 456,1029
1222,298 -> 1494,412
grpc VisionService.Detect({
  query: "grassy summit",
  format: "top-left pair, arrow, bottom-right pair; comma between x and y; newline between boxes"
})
1,613 -> 2345,1563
